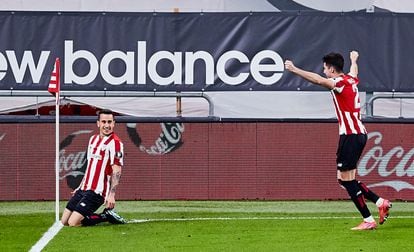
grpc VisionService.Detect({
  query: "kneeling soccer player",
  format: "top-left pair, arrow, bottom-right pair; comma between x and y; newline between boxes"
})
61,109 -> 126,226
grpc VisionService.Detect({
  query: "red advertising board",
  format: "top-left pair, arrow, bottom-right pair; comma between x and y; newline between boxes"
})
0,122 -> 412,201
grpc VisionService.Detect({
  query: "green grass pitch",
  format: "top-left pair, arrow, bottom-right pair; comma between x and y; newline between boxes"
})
1,201 -> 413,251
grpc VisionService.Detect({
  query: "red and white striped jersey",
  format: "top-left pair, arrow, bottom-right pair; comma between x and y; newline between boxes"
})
80,133 -> 124,198
330,74 -> 367,135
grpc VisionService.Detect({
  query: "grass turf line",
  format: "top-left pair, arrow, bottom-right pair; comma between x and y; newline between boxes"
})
1,201 -> 413,251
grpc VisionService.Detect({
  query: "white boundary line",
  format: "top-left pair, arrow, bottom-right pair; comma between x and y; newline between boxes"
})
128,215 -> 414,223
29,221 -> 64,252
29,215 -> 414,250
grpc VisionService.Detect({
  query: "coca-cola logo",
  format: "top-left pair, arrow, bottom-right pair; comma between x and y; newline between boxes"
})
127,122 -> 184,155
59,130 -> 92,189
59,149 -> 87,179
358,131 -> 414,192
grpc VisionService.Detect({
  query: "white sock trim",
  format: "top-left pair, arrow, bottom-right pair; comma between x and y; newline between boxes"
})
364,216 -> 375,223
376,198 -> 384,207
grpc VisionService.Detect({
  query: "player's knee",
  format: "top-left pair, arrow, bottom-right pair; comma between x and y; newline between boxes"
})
61,219 -> 69,226
341,180 -> 359,197
61,208 -> 73,226
68,217 -> 82,227
68,220 -> 80,227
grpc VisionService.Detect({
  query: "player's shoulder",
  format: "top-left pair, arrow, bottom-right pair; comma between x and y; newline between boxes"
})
330,76 -> 345,90
331,76 -> 344,84
105,134 -> 123,150
343,74 -> 359,84
112,133 -> 123,143
333,74 -> 358,86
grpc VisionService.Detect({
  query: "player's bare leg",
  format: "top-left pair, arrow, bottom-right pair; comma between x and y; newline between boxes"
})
61,208 -> 73,226
67,211 -> 84,227
337,169 -> 355,181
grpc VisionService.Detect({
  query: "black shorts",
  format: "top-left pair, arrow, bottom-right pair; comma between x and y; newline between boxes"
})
336,134 -> 367,171
66,190 -> 104,217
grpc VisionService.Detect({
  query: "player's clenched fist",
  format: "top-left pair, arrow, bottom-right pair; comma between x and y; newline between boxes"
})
284,60 -> 296,72
350,51 -> 359,62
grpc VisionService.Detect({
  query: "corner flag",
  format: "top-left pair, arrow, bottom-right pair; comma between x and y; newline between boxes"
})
48,58 -> 60,102
49,57 -> 61,222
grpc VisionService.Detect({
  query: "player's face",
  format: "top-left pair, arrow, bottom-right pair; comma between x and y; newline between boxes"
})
97,113 -> 115,137
323,63 -> 334,78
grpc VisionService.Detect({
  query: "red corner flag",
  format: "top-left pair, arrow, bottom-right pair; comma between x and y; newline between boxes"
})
48,58 -> 60,97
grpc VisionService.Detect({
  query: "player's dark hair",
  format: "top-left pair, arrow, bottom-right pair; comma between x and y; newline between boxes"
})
98,109 -> 114,121
323,53 -> 344,73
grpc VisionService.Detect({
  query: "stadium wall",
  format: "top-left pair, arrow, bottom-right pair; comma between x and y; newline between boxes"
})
0,122 -> 412,201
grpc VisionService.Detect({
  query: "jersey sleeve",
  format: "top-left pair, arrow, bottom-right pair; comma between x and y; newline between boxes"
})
331,77 -> 345,93
110,139 -> 124,167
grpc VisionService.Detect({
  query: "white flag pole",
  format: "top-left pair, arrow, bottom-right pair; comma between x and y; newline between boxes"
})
51,58 -> 61,223
49,58 -> 61,223
55,89 -> 60,222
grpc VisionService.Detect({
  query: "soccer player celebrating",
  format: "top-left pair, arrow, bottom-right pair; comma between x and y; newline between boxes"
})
285,51 -> 391,230
61,109 -> 126,226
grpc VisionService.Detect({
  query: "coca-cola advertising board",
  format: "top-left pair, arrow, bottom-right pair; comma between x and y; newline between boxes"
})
0,122 -> 412,201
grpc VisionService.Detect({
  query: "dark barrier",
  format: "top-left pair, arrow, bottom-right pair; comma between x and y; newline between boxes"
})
1,12 -> 414,92
0,122 -> 412,201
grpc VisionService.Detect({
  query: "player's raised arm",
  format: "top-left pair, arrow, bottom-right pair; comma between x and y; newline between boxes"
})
284,60 -> 334,90
348,51 -> 359,78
